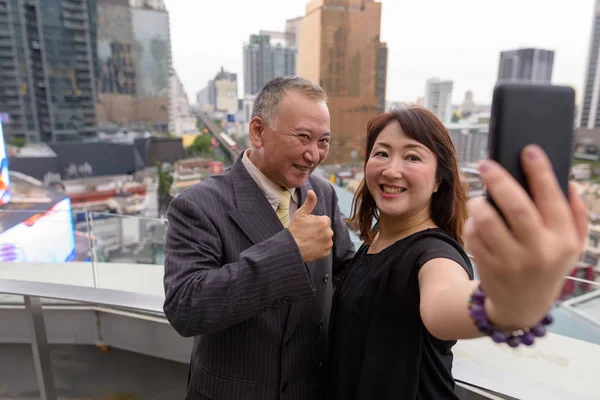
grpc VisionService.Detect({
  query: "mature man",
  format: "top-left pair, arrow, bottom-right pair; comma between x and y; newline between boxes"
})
163,76 -> 356,400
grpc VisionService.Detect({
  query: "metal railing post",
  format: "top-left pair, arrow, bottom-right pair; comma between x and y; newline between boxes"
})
24,295 -> 57,400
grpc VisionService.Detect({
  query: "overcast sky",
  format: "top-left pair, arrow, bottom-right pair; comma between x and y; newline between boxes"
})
164,0 -> 595,105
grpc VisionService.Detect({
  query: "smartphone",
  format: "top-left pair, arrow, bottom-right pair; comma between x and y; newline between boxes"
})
487,83 -> 575,211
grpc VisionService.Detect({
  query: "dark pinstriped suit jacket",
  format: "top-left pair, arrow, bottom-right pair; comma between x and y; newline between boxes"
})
163,155 -> 355,400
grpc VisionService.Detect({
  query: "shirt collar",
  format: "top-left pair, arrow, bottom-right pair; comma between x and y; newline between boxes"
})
241,149 -> 299,210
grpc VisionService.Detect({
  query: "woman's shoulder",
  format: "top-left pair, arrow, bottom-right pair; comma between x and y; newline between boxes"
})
392,228 -> 473,278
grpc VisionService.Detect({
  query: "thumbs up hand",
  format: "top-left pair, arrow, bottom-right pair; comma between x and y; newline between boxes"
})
288,190 -> 334,262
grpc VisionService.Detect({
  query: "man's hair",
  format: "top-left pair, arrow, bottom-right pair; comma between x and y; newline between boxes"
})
251,76 -> 327,127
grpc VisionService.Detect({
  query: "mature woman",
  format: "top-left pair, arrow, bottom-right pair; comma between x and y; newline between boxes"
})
329,106 -> 587,399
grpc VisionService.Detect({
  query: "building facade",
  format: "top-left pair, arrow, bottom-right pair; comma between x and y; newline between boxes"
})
169,70 -> 198,136
129,0 -> 165,10
580,0 -> 600,129
297,0 -> 387,164
212,67 -> 238,115
0,0 -> 98,143
95,0 -> 172,133
446,123 -> 489,165
425,78 -> 453,124
497,48 -> 554,83
243,32 -> 297,96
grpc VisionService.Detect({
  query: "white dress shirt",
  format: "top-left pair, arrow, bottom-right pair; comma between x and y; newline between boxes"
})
241,149 -> 299,219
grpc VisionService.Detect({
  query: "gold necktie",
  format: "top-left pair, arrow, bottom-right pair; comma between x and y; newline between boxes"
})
276,189 -> 292,228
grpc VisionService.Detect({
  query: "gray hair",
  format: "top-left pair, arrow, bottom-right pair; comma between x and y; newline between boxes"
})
251,76 -> 327,128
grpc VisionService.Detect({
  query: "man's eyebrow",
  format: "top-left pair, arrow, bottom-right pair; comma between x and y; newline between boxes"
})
295,127 -> 332,136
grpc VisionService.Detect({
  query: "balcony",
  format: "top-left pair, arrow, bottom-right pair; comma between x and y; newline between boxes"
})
61,0 -> 85,12
1,193 -> 600,399
62,10 -> 85,21
63,20 -> 86,31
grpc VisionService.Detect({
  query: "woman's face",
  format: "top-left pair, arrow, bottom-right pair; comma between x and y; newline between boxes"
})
365,120 -> 439,220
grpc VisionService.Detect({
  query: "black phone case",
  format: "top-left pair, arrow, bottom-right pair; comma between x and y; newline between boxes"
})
487,83 -> 575,211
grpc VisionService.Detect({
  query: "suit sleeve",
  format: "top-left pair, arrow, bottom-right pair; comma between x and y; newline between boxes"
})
163,195 -> 316,337
329,185 -> 356,287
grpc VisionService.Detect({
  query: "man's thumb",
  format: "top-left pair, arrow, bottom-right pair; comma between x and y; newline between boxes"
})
297,190 -> 317,216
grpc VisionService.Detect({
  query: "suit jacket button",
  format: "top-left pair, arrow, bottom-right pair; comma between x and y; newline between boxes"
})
281,382 -> 288,393
274,299 -> 282,308
319,320 -> 324,332
324,274 -> 329,283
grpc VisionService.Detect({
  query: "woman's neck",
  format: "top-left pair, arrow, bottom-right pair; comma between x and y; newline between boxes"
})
370,208 -> 437,252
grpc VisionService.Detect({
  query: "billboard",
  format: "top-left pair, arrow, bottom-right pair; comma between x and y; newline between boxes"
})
0,198 -> 76,263
0,120 -> 11,206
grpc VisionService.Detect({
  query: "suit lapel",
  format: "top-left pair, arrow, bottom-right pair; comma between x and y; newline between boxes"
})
228,159 -> 324,342
228,157 -> 284,245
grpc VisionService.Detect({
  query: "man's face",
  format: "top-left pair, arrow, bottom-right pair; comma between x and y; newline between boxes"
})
252,90 -> 331,188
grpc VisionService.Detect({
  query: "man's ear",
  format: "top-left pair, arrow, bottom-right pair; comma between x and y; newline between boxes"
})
249,116 -> 265,148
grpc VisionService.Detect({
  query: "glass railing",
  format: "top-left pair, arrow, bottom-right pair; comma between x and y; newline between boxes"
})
1,208 -> 600,346
0,208 -> 165,296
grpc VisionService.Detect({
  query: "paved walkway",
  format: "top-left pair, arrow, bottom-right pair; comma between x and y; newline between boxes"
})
0,344 -> 187,400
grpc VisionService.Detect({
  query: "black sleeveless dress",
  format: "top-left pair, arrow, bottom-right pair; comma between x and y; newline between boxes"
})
329,228 -> 474,400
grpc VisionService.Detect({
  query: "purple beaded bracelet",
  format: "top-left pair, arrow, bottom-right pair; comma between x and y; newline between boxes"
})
468,284 -> 554,348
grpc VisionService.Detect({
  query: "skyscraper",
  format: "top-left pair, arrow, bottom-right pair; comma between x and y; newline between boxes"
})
497,48 -> 554,83
297,0 -> 387,164
579,0 -> 600,129
95,0 -> 172,132
0,0 -> 98,143
243,32 -> 296,96
425,78 -> 454,124
209,67 -> 238,115
129,0 -> 165,10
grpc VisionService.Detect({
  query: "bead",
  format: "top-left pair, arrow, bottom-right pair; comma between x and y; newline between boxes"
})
507,335 -> 521,348
541,314 -> 554,326
477,320 -> 494,335
470,304 -> 486,320
471,289 -> 486,305
521,332 -> 535,346
492,331 -> 507,343
468,285 -> 553,348
531,325 -> 546,338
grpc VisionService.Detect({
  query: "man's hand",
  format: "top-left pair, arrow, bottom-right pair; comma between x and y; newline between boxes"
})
288,190 -> 334,262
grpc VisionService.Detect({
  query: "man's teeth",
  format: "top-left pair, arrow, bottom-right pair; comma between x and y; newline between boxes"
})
382,186 -> 405,194
295,165 -> 309,172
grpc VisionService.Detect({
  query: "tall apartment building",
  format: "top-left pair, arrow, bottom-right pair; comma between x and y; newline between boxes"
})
129,0 -> 165,10
95,0 -> 172,132
285,17 -> 302,47
208,67 -> 238,115
243,33 -> 297,96
0,0 -> 98,143
425,78 -> 453,124
169,70 -> 198,136
580,0 -> 600,129
297,0 -> 387,164
461,90 -> 475,117
497,48 -> 554,83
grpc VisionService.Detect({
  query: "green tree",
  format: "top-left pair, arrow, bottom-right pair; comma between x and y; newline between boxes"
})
186,134 -> 213,157
157,161 -> 173,216
451,112 -> 460,123
8,137 -> 26,147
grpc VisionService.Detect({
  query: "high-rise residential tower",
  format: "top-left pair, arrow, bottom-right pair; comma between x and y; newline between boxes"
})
297,0 -> 387,164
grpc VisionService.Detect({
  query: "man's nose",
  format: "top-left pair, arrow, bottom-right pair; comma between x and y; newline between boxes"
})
304,142 -> 320,163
